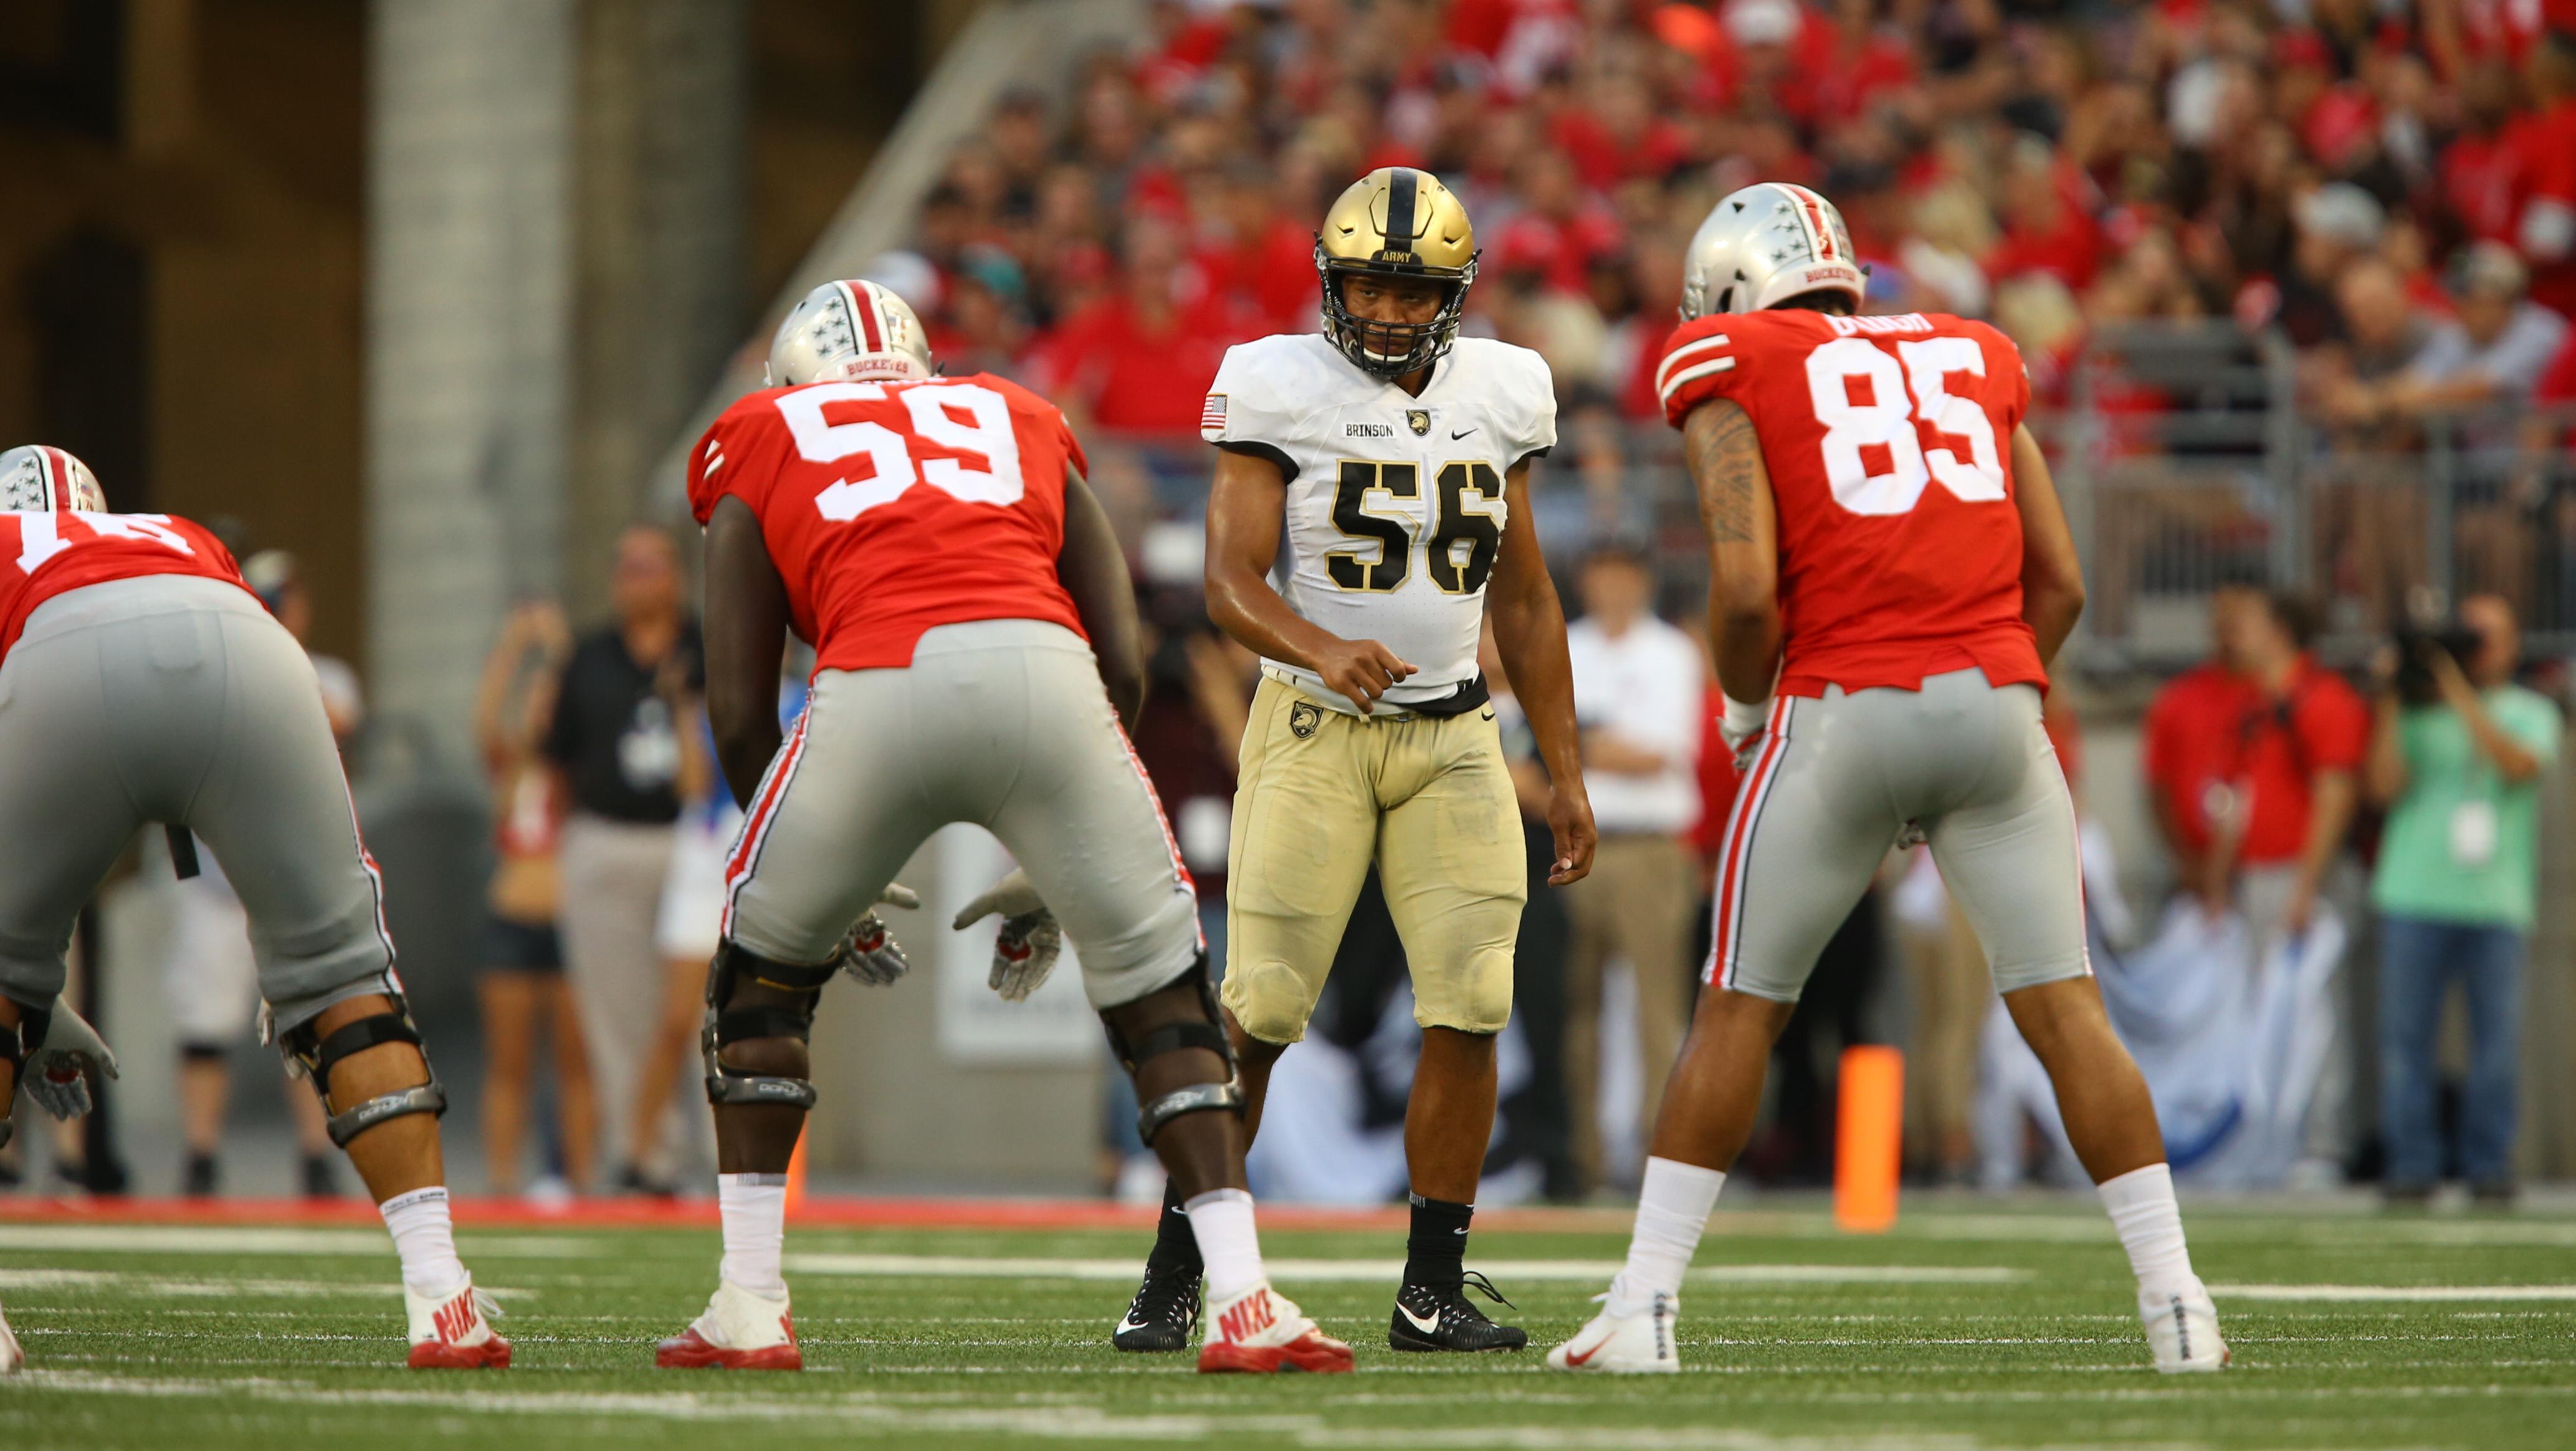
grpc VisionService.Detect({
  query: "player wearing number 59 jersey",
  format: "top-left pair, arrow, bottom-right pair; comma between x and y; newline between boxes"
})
669,279 -> 1348,1377
1550,183 -> 2224,1379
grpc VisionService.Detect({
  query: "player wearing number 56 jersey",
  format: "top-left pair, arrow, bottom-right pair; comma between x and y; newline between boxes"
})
1550,183 -> 2225,1379
0,446 -> 505,1373
669,279 -> 1348,1377
1115,169 -> 1595,1361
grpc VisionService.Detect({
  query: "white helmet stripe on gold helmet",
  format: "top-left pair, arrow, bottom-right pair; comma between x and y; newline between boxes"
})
766,277 -> 935,388
0,445 -> 107,513
1678,182 -> 1866,320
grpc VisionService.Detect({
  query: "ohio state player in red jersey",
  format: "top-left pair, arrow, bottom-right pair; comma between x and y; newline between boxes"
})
656,279 -> 1348,1376
1550,185 -> 2225,1376
0,445 -> 505,1373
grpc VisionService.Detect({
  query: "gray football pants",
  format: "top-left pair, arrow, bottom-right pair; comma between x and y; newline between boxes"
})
1708,667 -> 2091,1002
0,576 -> 395,1030
723,619 -> 1203,1008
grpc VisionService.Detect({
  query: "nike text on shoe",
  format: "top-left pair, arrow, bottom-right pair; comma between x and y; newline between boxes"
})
656,1280 -> 803,1371
1112,1259 -> 1202,1353
404,1277 -> 511,1369
1390,1270 -> 1527,1352
1197,1283 -> 1354,1374
1545,1290 -> 1680,1374
2142,1282 -> 2229,1373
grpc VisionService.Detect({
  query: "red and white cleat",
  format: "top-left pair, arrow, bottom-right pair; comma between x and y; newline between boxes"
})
2,1296 -> 26,1374
656,1280 -> 802,1371
1196,1282 -> 1353,1375
404,1277 -> 510,1369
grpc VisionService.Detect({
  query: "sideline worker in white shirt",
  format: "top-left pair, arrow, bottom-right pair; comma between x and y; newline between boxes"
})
1560,542 -> 1705,1194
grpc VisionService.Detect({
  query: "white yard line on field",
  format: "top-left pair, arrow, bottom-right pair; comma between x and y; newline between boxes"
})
0,1225 -> 590,1257
2214,1283 -> 2576,1301
779,1254 -> 2026,1285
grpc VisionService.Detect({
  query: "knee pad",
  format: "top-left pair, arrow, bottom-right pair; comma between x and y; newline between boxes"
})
1106,953 -> 1244,1144
277,992 -> 445,1149
701,938 -> 839,1110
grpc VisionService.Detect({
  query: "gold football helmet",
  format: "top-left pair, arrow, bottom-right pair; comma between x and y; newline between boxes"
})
1314,167 -> 1479,378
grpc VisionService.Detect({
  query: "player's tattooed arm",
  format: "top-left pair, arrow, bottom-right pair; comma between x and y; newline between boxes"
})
1683,400 -> 1782,705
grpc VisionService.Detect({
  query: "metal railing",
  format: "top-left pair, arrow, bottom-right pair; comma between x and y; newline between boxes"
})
1084,321 -> 2576,681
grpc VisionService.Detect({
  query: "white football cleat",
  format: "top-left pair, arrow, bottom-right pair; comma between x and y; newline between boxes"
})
1,1296 -> 24,1374
1546,1287 -> 1680,1374
2142,1280 -> 2229,1373
656,1279 -> 801,1371
403,1275 -> 510,1369
1197,1282 -> 1353,1374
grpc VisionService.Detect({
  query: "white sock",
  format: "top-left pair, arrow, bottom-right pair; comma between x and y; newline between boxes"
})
1183,1188 -> 1266,1303
379,1186 -> 467,1298
2097,1163 -> 2197,1300
718,1172 -> 789,1299
1608,1157 -> 1726,1317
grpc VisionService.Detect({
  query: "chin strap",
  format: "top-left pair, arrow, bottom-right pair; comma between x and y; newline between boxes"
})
1108,954 -> 1245,1144
277,994 -> 446,1148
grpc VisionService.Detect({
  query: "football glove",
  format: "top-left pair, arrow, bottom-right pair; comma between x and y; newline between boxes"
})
841,882 -> 922,987
952,868 -> 1064,1003
21,997 -> 118,1121
1719,693 -> 1772,771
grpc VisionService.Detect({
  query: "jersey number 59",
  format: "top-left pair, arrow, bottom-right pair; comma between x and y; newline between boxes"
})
773,381 -> 1025,522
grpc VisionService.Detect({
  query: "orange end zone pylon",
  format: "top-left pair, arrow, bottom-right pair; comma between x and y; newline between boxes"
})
1833,1045 -> 1904,1234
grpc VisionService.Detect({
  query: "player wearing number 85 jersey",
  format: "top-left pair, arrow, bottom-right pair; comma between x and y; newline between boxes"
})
669,280 -> 1347,1376
1548,183 -> 2224,1379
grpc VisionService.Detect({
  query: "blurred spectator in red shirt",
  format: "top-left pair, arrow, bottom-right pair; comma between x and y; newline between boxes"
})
1031,222 -> 1253,437
1194,163 -> 1320,335
2504,33 -> 2576,316
2144,587 -> 2368,940
1985,140 -> 2104,291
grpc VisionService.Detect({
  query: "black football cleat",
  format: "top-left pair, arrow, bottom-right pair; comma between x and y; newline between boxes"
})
1389,1270 -> 1527,1352
1112,1258 -> 1203,1352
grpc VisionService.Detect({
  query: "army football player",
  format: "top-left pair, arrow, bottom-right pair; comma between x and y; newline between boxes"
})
1547,184 -> 2225,1374
0,447 -> 505,1372
665,280 -> 1348,1374
1115,168 -> 1595,1356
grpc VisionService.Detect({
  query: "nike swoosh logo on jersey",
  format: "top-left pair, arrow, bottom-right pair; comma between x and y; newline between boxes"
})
1451,427 -> 1477,439
1398,1304 -> 1441,1334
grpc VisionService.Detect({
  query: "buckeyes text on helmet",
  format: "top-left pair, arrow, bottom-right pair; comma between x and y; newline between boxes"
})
766,278 -> 936,388
0,445 -> 107,513
1679,183 -> 1866,320
1314,167 -> 1480,379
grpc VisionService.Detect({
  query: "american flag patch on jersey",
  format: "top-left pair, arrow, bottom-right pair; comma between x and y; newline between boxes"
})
1198,392 -> 1227,438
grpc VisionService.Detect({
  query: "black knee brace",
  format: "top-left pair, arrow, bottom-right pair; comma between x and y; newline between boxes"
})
1106,953 -> 1245,1143
701,939 -> 839,1110
277,993 -> 445,1148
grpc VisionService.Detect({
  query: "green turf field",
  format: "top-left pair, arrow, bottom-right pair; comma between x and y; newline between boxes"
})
4,1202 -> 2574,1450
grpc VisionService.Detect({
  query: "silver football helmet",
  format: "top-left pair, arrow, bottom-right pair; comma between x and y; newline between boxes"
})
1678,183 -> 1866,320
0,445 -> 107,512
766,278 -> 935,388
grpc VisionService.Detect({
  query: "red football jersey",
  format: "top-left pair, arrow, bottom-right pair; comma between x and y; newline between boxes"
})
0,509 -> 251,663
689,372 -> 1090,673
1658,308 -> 2045,698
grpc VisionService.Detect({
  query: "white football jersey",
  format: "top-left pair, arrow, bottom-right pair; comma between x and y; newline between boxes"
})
1201,333 -> 1557,714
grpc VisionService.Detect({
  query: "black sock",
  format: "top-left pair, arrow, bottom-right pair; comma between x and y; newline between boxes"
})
1403,1192 -> 1473,1289
1148,1178 -> 1203,1275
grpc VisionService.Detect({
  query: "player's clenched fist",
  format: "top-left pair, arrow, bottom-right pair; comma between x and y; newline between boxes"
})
1311,637 -> 1416,716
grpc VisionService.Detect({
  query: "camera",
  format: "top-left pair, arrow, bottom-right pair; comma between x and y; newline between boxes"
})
2390,624 -> 2481,706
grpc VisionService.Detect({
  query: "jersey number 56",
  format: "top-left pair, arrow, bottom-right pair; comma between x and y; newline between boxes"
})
1325,459 -> 1504,596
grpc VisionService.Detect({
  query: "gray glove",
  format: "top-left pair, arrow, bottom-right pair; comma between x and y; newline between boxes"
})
952,868 -> 1064,1002
842,882 -> 922,986
21,997 -> 118,1121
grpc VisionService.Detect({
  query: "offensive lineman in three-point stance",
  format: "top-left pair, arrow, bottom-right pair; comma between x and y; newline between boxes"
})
0,445 -> 505,1373
661,278 -> 1349,1374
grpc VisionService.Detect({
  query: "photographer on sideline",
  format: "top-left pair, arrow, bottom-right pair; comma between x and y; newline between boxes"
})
2365,596 -> 2562,1205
